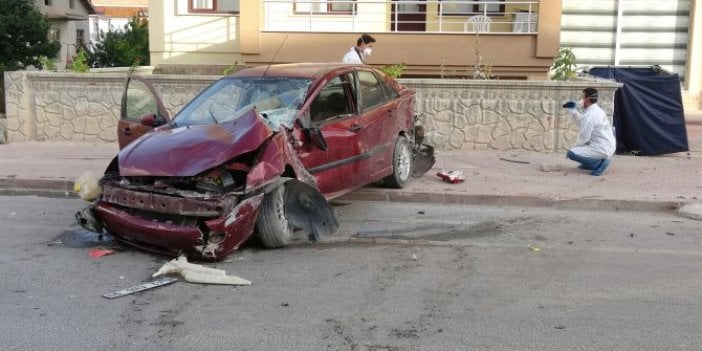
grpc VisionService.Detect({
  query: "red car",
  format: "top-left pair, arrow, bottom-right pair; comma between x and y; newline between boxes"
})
77,63 -> 434,261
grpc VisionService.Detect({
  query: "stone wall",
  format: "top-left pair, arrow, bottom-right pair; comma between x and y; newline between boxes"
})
402,79 -> 620,152
2,71 -> 620,152
2,71 -> 217,143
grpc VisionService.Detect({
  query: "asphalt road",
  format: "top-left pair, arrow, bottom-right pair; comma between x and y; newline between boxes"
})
2,196 -> 702,350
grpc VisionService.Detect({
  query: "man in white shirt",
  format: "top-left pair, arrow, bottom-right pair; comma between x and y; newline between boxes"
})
342,34 -> 375,64
564,87 -> 616,176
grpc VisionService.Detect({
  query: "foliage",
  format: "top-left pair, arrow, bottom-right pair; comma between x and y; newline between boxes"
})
470,33 -> 492,80
86,16 -> 149,68
38,56 -> 57,72
67,49 -> 90,72
0,0 -> 60,72
380,63 -> 406,79
223,61 -> 242,75
550,47 -> 577,81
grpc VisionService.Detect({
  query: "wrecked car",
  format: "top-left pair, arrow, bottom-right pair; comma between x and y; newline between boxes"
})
77,63 -> 435,261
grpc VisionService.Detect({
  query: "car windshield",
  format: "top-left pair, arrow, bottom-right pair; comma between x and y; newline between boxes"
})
171,77 -> 311,130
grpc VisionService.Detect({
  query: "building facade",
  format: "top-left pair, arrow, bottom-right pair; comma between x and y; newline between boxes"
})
148,0 -> 562,80
89,0 -> 149,44
38,0 -> 95,69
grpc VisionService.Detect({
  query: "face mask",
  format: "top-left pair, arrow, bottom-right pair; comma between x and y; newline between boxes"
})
577,99 -> 585,109
363,47 -> 372,56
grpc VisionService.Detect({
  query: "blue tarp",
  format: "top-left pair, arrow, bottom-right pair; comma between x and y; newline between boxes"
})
588,67 -> 688,156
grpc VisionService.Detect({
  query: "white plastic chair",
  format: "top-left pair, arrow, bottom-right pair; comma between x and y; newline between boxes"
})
464,15 -> 492,33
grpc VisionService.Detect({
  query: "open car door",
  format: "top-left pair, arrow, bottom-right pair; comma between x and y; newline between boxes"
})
118,76 -> 170,149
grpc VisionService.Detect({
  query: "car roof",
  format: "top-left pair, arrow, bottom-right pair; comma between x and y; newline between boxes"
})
230,63 -> 365,80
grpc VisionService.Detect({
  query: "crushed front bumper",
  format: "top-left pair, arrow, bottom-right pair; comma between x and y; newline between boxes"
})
93,184 -> 263,261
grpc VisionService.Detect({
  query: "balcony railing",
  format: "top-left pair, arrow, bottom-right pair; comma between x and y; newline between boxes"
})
262,1 -> 538,33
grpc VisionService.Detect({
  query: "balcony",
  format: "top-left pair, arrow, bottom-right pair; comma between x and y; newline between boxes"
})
261,0 -> 539,34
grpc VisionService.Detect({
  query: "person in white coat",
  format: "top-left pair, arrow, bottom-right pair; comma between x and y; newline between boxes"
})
563,87 -> 616,176
342,34 -> 375,64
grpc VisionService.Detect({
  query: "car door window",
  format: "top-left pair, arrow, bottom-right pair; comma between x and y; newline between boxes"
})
378,74 -> 400,100
358,70 -> 389,112
125,79 -> 159,122
309,76 -> 352,124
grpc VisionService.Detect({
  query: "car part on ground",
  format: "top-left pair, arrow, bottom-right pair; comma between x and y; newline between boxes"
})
437,170 -> 466,184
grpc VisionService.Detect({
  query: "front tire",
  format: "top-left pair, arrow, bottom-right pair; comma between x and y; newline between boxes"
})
256,185 -> 294,248
383,136 -> 412,188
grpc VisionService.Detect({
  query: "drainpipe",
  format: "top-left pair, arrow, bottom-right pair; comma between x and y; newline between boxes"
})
614,0 -> 623,65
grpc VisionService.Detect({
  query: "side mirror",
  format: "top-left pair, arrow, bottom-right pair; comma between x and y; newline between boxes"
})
140,113 -> 156,127
140,113 -> 167,127
308,127 -> 328,151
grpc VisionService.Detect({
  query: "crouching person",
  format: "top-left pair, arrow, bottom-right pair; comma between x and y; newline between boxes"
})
563,87 -> 616,176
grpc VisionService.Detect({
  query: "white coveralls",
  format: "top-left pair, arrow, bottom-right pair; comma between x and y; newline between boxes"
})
342,47 -> 364,64
569,103 -> 616,159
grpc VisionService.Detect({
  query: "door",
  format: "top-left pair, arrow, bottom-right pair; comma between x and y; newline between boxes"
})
355,69 -> 400,178
391,0 -> 426,31
298,72 -> 375,197
118,76 -> 170,149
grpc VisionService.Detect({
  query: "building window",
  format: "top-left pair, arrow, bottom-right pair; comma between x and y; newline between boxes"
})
294,0 -> 356,14
76,29 -> 84,49
189,0 -> 239,13
48,28 -> 60,58
45,0 -> 52,5
69,0 -> 74,9
439,0 -> 505,16
48,28 -> 60,43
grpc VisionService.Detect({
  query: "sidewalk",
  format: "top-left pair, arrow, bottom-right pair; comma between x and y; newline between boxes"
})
0,110 -> 700,213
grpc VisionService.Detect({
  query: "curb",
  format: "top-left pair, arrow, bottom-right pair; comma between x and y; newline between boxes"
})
0,178 -> 76,198
0,177 -> 682,213
337,188 -> 683,213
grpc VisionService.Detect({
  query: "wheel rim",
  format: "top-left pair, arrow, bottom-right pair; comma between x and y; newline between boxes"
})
397,142 -> 411,181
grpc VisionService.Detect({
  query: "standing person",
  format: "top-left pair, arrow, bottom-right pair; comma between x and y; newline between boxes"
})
342,34 -> 375,64
563,87 -> 616,176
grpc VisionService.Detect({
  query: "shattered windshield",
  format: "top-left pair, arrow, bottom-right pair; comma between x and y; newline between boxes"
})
171,77 -> 311,130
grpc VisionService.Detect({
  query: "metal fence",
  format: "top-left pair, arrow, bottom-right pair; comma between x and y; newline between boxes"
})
262,1 -> 538,33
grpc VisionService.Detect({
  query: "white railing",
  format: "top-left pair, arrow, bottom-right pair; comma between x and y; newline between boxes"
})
261,0 -> 538,33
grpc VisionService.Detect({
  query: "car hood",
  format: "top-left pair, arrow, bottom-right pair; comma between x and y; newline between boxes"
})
118,109 -> 274,177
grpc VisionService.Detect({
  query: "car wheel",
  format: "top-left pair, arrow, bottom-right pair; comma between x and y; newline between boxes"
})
383,135 -> 412,189
256,185 -> 294,248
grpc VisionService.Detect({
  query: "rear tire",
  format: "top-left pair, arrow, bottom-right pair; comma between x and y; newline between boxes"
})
383,136 -> 412,188
256,185 -> 294,248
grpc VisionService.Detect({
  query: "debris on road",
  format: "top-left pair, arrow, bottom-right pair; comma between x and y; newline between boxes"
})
153,255 -> 251,285
540,163 -> 565,172
528,245 -> 541,252
437,170 -> 465,184
88,248 -> 115,258
499,157 -> 530,164
74,171 -> 102,201
102,276 -> 178,299
678,203 -> 702,221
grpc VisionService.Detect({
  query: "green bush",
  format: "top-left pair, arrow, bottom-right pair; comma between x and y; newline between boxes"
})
87,16 -> 149,68
223,61 -> 242,75
67,49 -> 90,72
381,63 -> 406,79
550,47 -> 577,81
38,56 -> 57,72
0,0 -> 60,72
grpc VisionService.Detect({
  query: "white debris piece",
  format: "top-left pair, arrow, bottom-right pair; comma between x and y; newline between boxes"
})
74,171 -> 102,201
679,203 -> 702,221
153,255 -> 252,285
